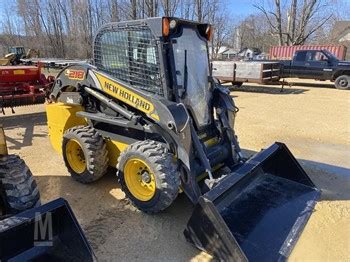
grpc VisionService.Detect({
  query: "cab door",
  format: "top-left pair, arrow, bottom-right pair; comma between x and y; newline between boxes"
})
305,51 -> 332,80
291,51 -> 309,78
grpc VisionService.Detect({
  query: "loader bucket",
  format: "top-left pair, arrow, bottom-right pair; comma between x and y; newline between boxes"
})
185,143 -> 320,262
0,198 -> 94,261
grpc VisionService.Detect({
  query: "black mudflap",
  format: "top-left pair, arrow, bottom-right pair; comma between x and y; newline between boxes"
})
184,143 -> 320,262
0,198 -> 94,261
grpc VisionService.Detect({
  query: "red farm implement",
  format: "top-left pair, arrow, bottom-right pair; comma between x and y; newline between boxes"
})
0,64 -> 54,112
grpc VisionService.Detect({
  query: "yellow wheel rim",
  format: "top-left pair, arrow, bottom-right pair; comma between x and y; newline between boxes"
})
124,158 -> 156,201
65,139 -> 86,174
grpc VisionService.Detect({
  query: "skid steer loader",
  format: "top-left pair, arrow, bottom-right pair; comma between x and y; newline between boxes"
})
46,17 -> 320,261
0,126 -> 94,261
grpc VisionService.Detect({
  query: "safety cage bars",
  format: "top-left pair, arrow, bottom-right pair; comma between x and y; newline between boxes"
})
94,25 -> 163,96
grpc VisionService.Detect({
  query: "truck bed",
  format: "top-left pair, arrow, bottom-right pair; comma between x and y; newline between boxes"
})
212,61 -> 281,84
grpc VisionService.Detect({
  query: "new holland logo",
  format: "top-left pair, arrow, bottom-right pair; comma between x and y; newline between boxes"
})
104,82 -> 151,111
94,72 -> 159,121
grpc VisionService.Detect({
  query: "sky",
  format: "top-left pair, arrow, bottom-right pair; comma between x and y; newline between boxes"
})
0,0 -> 255,34
0,0 -> 256,28
227,0 -> 256,17
0,0 -> 349,32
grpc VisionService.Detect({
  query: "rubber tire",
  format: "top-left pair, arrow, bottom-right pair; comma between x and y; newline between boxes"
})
62,125 -> 109,183
228,82 -> 243,91
0,215 -> 29,231
232,82 -> 243,87
335,75 -> 350,90
117,140 -> 180,213
0,155 -> 40,215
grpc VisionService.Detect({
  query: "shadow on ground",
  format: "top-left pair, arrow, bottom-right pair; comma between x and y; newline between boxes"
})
242,148 -> 350,201
287,81 -> 335,89
227,79 -> 337,94
228,84 -> 308,94
35,171 -> 202,262
0,112 -> 46,150
300,160 -> 350,200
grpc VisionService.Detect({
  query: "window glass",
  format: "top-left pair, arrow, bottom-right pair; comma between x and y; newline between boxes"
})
173,28 -> 210,127
94,27 -> 163,96
133,48 -> 138,60
146,47 -> 157,64
100,31 -> 128,74
304,51 -> 328,62
313,51 -> 327,61
306,52 -> 313,61
295,52 -> 306,61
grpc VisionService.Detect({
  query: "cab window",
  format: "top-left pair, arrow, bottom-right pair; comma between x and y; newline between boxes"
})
295,52 -> 307,62
94,27 -> 163,96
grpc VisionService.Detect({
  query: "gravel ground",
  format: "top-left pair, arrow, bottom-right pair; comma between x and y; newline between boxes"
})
1,79 -> 349,261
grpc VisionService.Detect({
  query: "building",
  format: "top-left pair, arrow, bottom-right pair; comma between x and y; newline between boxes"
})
209,45 -> 229,60
237,47 -> 261,59
221,48 -> 238,60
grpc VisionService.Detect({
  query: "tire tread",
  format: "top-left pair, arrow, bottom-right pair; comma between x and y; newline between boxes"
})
0,155 -> 41,214
117,140 -> 180,213
63,125 -> 109,183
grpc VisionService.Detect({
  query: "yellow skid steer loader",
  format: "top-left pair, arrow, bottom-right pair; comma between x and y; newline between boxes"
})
46,17 -> 320,261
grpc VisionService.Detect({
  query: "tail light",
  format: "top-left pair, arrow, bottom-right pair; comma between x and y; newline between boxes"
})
206,25 -> 213,41
162,17 -> 170,37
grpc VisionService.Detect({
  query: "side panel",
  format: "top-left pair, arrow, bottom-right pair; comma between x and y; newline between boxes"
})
105,139 -> 129,167
46,102 -> 130,167
0,65 -> 41,83
92,71 -> 160,121
46,103 -> 87,154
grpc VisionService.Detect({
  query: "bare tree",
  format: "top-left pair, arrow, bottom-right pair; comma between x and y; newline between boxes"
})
287,0 -> 297,44
160,0 -> 180,16
1,0 -> 236,59
110,0 -> 120,22
130,0 -> 137,19
179,0 -> 194,20
254,0 -> 334,45
195,0 -> 203,22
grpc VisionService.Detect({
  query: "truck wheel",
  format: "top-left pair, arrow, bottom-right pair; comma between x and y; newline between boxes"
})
335,75 -> 350,90
62,126 -> 109,183
0,155 -> 40,215
232,82 -> 243,87
117,140 -> 180,213
229,82 -> 243,91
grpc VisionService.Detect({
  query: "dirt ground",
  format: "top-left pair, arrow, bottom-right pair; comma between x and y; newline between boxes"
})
1,79 -> 349,261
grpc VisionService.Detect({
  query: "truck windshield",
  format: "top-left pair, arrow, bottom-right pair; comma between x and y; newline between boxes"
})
172,28 -> 210,126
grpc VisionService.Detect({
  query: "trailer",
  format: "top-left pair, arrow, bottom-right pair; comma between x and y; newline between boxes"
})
0,64 -> 54,110
21,58 -> 90,69
212,61 -> 281,86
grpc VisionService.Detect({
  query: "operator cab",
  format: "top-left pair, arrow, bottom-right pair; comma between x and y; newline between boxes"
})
93,17 -> 214,130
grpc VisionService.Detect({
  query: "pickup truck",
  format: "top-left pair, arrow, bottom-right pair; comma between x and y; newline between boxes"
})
280,49 -> 350,90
